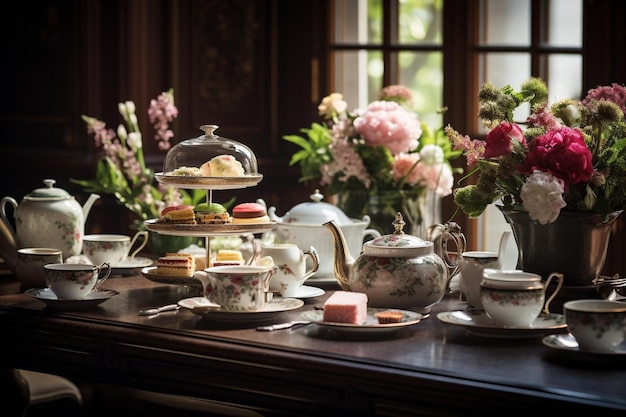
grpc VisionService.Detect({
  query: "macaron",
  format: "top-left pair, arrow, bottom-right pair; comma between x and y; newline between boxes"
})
231,202 -> 270,224
194,202 -> 227,213
161,205 -> 194,216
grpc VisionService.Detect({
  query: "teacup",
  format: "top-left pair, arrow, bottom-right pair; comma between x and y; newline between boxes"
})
44,263 -> 111,299
15,247 -> 63,289
194,265 -> 277,311
480,270 -> 564,327
83,231 -> 148,265
564,299 -> 626,353
457,251 -> 501,309
261,243 -> 320,297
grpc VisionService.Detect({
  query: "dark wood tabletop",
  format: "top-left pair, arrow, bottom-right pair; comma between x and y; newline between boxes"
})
1,271 -> 625,416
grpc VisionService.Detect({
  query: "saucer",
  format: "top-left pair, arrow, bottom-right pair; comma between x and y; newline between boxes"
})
543,334 -> 626,356
301,308 -> 424,335
25,288 -> 119,310
111,257 -> 154,275
178,296 -> 304,323
437,310 -> 567,339
290,285 -> 325,299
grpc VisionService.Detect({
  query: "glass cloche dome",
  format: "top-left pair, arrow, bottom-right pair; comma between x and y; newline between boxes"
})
156,124 -> 262,189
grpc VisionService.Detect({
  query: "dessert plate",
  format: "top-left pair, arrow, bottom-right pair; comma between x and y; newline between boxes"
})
144,219 -> 276,237
437,310 -> 566,339
155,173 -> 263,190
301,308 -> 424,335
111,256 -> 153,275
25,288 -> 119,310
141,266 -> 202,286
178,296 -> 304,323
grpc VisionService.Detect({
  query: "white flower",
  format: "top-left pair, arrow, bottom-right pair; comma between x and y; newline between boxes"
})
419,144 -> 445,166
318,93 -> 347,119
520,170 -> 566,224
127,132 -> 143,151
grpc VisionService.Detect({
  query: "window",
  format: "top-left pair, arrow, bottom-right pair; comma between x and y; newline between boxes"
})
328,0 -> 583,251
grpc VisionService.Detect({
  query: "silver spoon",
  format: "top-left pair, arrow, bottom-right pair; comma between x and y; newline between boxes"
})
139,304 -> 180,316
256,321 -> 311,331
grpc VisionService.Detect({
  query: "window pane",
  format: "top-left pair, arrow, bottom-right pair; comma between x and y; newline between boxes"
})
546,0 -> 582,47
398,0 -> 443,45
332,50 -> 383,108
478,53 -> 531,132
398,51 -> 443,128
334,0 -> 382,44
480,0 -> 530,46
546,54 -> 583,100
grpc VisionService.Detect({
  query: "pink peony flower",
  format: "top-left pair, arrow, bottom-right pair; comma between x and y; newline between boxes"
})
520,170 -> 566,224
483,122 -> 526,158
392,153 -> 421,185
522,126 -> 593,187
353,101 -> 421,155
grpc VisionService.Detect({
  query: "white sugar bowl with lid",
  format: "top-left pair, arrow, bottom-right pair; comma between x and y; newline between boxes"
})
1,179 -> 100,259
268,189 -> 380,278
324,212 -> 466,312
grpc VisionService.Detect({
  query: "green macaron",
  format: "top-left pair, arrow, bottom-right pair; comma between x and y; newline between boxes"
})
195,202 -> 227,213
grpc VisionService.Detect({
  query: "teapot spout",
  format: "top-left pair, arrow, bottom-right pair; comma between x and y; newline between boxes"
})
322,220 -> 353,291
82,193 -> 101,218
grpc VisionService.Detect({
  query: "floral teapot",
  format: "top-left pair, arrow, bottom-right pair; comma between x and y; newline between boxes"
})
1,179 -> 100,259
324,212 -> 466,313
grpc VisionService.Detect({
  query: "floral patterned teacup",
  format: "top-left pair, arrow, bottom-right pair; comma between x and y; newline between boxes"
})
194,265 -> 277,311
44,263 -> 111,299
261,243 -> 320,298
16,247 -> 63,289
83,232 -> 148,265
480,270 -> 564,328
564,299 -> 626,353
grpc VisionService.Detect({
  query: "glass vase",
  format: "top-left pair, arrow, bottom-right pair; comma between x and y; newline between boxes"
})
335,189 -> 440,238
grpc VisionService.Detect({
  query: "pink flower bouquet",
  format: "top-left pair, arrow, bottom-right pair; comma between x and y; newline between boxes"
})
284,85 -> 461,233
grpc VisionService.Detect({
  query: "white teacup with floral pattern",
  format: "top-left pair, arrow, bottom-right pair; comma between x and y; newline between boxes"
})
83,231 -> 148,265
194,265 -> 277,311
564,299 -> 626,353
16,247 -> 63,289
44,262 -> 112,299
480,270 -> 564,327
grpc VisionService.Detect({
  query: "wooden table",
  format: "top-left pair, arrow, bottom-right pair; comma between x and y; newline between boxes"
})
0,273 -> 624,416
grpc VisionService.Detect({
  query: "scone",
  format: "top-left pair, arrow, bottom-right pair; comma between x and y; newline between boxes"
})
199,155 -> 245,177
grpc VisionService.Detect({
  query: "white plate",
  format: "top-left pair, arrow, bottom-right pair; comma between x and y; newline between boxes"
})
543,334 -> 626,356
437,310 -> 566,339
25,288 -> 119,310
111,257 -> 154,275
155,173 -> 263,189
178,296 -> 304,323
292,285 -> 325,299
301,308 -> 424,334
498,230 -> 518,270
144,219 -> 276,237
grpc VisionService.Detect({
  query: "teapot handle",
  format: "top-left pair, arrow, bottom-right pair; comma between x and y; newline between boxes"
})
426,222 -> 466,290
0,197 -> 18,240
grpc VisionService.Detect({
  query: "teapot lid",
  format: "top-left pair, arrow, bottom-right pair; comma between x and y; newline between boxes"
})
25,179 -> 73,200
279,189 -> 353,225
363,212 -> 432,257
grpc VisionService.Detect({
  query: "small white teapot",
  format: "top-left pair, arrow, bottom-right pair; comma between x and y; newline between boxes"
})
1,179 -> 100,259
324,212 -> 465,313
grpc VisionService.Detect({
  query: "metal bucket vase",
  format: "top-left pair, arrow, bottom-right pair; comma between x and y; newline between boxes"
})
499,208 -> 622,288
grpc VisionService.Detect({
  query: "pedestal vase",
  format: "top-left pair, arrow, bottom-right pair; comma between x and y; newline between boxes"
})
499,208 -> 621,289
